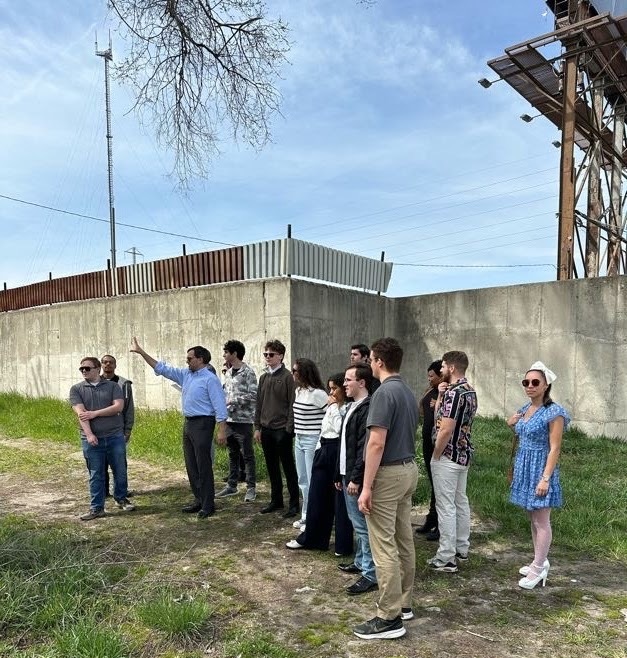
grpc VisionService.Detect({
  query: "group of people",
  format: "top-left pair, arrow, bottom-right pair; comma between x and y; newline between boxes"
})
69,336 -> 569,640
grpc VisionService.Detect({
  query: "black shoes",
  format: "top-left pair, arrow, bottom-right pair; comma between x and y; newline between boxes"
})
338,562 -> 360,574
346,576 -> 378,595
426,528 -> 440,542
182,503 -> 202,513
353,616 -> 405,640
197,509 -> 214,519
282,506 -> 299,519
260,503 -> 284,514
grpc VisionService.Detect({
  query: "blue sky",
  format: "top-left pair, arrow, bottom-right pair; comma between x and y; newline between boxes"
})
0,0 -> 566,296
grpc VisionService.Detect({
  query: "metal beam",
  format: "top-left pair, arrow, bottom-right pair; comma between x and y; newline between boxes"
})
557,45 -> 578,280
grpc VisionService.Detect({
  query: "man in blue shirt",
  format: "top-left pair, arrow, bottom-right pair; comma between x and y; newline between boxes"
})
130,337 -> 227,518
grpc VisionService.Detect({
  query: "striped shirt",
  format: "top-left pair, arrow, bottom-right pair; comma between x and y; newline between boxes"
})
293,387 -> 328,435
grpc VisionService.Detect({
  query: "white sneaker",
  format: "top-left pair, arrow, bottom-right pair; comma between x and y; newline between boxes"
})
286,539 -> 304,549
292,518 -> 305,529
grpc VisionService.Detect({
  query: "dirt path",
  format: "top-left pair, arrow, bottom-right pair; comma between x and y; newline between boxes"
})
1,436 -> 626,658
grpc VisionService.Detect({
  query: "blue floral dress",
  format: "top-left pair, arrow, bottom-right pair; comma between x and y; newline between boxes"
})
509,402 -> 570,510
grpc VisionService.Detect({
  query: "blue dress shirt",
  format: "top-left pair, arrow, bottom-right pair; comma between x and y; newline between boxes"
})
154,362 -> 228,421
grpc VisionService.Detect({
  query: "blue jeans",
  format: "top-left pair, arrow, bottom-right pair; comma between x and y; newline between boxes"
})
294,434 -> 318,522
82,433 -> 128,511
343,479 -> 377,583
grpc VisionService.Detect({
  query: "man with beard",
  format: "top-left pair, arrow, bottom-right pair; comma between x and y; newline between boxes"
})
428,351 -> 478,573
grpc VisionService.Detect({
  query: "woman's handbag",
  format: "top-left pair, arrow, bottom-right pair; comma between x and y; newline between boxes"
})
507,434 -> 519,485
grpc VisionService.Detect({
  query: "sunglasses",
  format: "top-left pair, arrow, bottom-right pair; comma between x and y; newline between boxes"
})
522,378 -> 542,387
79,366 -> 97,373
263,352 -> 277,358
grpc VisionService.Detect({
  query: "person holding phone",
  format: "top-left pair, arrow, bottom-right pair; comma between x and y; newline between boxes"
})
507,361 -> 570,590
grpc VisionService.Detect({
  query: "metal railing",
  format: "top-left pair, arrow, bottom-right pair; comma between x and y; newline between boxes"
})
1,239 -> 393,312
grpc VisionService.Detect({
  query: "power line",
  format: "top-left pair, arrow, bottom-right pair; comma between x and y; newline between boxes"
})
354,197 -> 557,254
0,193 -> 235,247
296,167 -> 557,237
394,262 -> 556,269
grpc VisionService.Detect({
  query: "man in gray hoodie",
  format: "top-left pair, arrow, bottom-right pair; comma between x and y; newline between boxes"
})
101,355 -> 135,497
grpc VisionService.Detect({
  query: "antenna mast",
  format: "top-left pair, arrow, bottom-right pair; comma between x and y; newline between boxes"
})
96,34 -> 117,274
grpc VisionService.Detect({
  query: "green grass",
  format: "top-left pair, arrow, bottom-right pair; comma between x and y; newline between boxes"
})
224,629 -> 297,658
0,516 -> 127,638
136,591 -> 212,638
0,392 -> 268,477
415,415 -> 627,561
0,393 -> 625,559
1,393 -> 627,657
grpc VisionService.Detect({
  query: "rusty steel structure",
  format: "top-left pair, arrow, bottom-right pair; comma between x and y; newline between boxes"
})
0,239 -> 393,312
485,0 -> 627,279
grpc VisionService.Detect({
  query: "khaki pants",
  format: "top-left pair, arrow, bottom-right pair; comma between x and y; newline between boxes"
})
366,460 -> 419,620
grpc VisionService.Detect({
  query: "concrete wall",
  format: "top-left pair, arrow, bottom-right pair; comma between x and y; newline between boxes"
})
1,275 -> 625,438
0,279 -> 294,410
395,276 -> 627,439
289,280 -> 394,379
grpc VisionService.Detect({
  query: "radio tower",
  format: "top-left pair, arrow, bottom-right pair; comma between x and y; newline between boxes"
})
96,34 -> 117,280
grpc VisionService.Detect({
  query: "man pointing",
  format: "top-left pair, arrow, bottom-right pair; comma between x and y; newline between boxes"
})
130,337 -> 227,518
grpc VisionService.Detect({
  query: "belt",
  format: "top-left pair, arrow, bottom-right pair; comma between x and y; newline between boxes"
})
382,457 -> 415,466
320,437 -> 339,444
185,415 -> 212,420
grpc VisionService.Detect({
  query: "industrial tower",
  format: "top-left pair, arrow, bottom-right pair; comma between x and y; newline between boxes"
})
483,0 -> 627,279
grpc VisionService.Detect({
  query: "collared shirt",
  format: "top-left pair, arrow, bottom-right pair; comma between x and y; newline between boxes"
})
433,377 -> 478,466
69,379 -> 124,439
154,361 -> 228,421
223,362 -> 258,424
366,374 -> 418,464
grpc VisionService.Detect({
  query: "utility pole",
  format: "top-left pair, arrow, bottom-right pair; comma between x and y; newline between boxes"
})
96,35 -> 117,279
124,247 -> 143,265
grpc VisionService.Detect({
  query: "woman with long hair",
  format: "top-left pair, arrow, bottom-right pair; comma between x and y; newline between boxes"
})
506,361 -> 570,590
286,373 -> 353,553
291,358 -> 328,529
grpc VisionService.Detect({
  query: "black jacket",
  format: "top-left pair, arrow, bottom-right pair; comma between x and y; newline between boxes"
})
335,397 -> 370,487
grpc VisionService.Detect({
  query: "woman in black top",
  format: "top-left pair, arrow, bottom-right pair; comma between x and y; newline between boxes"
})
416,360 -> 442,538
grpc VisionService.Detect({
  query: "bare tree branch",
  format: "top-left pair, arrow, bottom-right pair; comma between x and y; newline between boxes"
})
108,0 -> 290,189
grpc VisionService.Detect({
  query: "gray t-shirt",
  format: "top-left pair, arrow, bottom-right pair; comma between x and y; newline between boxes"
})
366,375 -> 418,464
69,379 -> 124,439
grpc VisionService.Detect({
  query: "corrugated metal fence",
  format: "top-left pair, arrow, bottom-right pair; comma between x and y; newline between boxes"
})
0,239 -> 393,312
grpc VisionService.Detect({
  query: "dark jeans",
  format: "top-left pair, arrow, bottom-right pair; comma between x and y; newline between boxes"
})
260,427 -> 299,509
226,422 -> 256,488
297,438 -> 353,553
183,416 -> 216,513
104,451 -> 128,495
82,433 -> 128,511
422,432 -> 438,526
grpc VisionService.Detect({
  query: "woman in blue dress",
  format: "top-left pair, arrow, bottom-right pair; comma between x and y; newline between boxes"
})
506,361 -> 570,590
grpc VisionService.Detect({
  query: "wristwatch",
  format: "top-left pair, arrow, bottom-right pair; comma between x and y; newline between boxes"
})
540,475 -> 550,482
